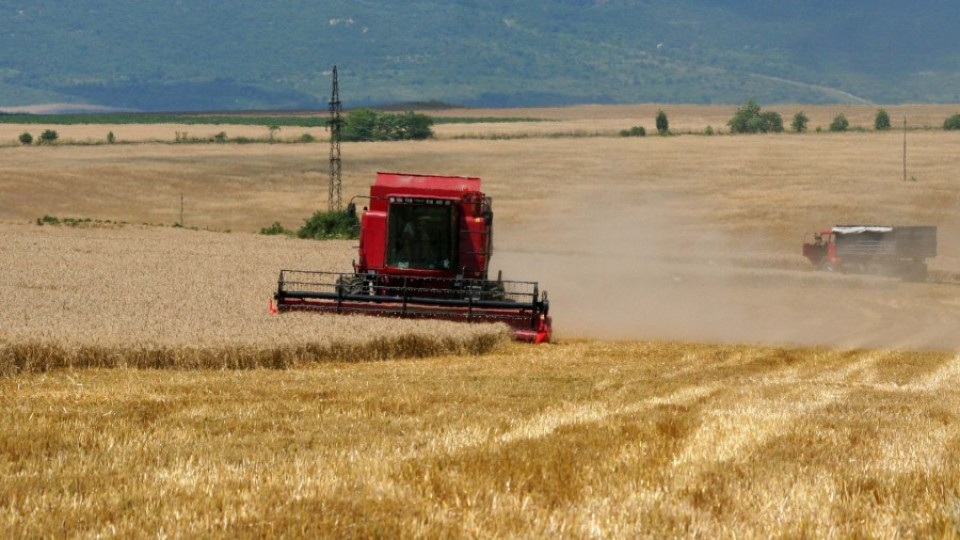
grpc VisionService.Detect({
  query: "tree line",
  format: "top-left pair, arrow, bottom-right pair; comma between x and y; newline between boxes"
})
620,99 -> 960,137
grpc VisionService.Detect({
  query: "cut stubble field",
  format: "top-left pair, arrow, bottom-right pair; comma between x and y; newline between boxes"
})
3,104 -> 960,536
4,342 -> 960,537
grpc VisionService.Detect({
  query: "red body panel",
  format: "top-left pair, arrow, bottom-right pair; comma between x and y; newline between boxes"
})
358,210 -> 386,271
359,172 -> 491,281
373,171 -> 481,194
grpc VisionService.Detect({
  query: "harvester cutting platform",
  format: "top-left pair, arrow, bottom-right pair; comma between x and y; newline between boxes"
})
273,172 -> 552,343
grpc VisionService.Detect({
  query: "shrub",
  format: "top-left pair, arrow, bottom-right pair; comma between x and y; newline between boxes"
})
655,110 -> 669,135
619,126 -> 646,137
259,222 -> 292,236
213,131 -> 228,143
875,109 -> 891,130
297,210 -> 359,240
704,125 -> 714,135
829,114 -> 850,132
791,111 -> 809,133
728,99 -> 783,133
107,131 -> 116,144
298,133 -> 317,143
18,132 -> 33,145
943,114 -> 960,130
38,129 -> 59,144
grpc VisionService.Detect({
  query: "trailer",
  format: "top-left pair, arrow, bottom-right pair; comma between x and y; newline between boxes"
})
802,225 -> 937,281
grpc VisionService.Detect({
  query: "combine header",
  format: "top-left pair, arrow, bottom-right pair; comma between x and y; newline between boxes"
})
273,172 -> 552,343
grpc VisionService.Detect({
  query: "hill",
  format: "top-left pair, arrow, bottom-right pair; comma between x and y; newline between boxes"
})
1,1 -> 959,110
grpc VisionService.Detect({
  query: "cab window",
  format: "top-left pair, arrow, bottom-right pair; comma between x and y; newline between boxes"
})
386,204 -> 456,270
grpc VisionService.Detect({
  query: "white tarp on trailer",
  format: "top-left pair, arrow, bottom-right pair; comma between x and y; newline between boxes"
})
832,225 -> 893,235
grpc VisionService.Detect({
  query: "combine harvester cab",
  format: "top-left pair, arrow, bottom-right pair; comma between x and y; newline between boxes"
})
274,172 -> 552,343
802,225 -> 937,281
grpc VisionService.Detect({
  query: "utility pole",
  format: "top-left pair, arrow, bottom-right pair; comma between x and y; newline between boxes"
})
902,116 -> 907,182
328,65 -> 343,211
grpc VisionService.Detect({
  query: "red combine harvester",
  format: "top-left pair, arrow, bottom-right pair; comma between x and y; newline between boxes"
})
273,172 -> 552,343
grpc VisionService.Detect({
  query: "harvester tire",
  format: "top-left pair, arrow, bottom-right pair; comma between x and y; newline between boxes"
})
337,274 -> 365,296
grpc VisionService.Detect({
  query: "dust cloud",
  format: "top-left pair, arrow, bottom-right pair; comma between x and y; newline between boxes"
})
491,196 -> 960,351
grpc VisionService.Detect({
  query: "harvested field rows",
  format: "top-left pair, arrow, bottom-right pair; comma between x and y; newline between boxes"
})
2,341 -> 959,536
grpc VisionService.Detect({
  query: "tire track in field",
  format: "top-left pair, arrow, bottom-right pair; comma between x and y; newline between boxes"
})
903,354 -> 960,391
422,345 -> 819,459
668,350 -> 888,470
866,353 -> 960,476
496,382 -> 723,446
562,350 -> 959,535
421,382 -> 723,459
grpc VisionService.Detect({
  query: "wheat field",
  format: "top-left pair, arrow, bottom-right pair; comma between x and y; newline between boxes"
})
3,104 -> 960,536
3,341 -> 959,537
0,223 -> 508,376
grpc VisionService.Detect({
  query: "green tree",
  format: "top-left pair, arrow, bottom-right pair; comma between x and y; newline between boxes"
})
106,131 -> 116,144
342,109 -> 434,142
874,109 -> 891,130
399,111 -> 434,140
376,113 -> 402,141
943,113 -> 960,130
18,132 -> 33,145
655,109 -> 669,135
728,99 -> 784,134
728,99 -> 761,133
38,129 -> 59,144
759,111 -> 784,133
342,108 -> 379,141
727,99 -> 781,133
829,114 -> 849,132
791,111 -> 809,132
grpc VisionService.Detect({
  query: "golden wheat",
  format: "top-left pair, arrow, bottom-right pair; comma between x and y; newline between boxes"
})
2,341 -> 959,537
0,222 -> 508,375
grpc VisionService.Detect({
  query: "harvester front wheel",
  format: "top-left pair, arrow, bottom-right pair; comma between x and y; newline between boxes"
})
337,274 -> 366,296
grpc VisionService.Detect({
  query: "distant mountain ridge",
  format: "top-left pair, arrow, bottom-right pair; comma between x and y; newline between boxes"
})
1,1 -> 958,111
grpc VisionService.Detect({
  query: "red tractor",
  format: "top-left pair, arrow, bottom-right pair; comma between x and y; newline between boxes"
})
273,172 -> 552,343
